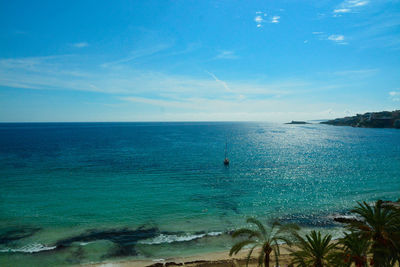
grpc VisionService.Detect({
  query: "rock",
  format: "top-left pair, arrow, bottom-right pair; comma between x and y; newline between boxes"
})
333,216 -> 362,224
285,121 -> 309,124
394,119 -> 400,129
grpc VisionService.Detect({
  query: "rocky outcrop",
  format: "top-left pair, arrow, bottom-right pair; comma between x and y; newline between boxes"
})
321,110 -> 400,128
285,121 -> 309,124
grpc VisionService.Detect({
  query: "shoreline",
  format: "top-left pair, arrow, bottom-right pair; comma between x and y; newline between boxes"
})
85,245 -> 293,267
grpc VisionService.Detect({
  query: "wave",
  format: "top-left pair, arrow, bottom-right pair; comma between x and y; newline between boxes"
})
326,214 -> 359,220
138,231 -> 223,245
0,243 -> 57,253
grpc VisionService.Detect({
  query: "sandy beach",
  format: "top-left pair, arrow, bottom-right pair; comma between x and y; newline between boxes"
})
85,245 -> 293,267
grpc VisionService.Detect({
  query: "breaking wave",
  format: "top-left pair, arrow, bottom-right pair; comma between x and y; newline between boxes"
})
0,243 -> 57,253
139,231 -> 223,245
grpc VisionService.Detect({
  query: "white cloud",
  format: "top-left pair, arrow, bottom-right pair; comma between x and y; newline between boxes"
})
327,34 -> 348,44
313,32 -> 349,45
254,12 -> 268,28
389,90 -> 400,101
215,50 -> 238,59
254,15 -> 264,27
254,12 -> 280,27
254,15 -> 263,23
271,16 -> 280,23
328,35 -> 345,41
72,42 -> 89,48
333,0 -> 369,14
333,8 -> 351,13
351,0 -> 369,7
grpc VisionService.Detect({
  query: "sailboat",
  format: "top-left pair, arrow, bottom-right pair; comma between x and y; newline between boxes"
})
223,141 -> 229,165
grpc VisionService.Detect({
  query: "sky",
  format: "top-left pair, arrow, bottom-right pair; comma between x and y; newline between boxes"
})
0,0 -> 399,122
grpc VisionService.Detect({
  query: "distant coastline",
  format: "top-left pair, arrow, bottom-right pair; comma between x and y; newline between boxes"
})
321,110 -> 400,128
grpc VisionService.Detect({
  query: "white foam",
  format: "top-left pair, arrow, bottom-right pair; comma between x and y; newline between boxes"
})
139,231 -> 223,245
207,231 -> 222,236
152,259 -> 166,262
0,243 -> 57,253
327,214 -> 360,220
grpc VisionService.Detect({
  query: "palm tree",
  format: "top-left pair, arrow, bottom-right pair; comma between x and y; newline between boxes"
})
382,199 -> 400,264
347,200 -> 400,266
289,230 -> 337,267
332,232 -> 370,267
229,217 -> 299,267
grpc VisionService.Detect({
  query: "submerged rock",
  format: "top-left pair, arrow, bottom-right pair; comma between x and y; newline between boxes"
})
0,227 -> 41,245
53,227 -> 160,256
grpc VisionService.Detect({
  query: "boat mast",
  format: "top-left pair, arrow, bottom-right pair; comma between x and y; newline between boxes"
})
225,141 -> 227,159
223,139 -> 230,165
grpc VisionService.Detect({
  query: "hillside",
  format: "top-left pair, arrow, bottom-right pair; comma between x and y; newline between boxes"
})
321,110 -> 400,128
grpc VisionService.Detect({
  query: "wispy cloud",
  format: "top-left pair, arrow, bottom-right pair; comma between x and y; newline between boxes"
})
72,42 -> 89,48
313,32 -> 348,45
0,53 -> 364,122
271,16 -> 280,23
328,35 -> 344,42
334,9 -> 351,13
118,96 -> 360,122
215,50 -> 238,59
0,54 -> 302,98
333,69 -> 379,77
350,11 -> 400,50
333,0 -> 369,14
327,34 -> 348,45
389,90 -> 400,101
101,44 -> 171,67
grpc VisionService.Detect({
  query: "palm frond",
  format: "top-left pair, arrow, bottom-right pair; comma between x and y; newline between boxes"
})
247,217 -> 267,238
257,249 -> 265,267
290,230 -> 336,266
229,240 -> 256,256
232,228 -> 262,239
245,244 -> 258,267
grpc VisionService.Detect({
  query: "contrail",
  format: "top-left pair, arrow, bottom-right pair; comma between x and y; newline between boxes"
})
206,71 -> 233,93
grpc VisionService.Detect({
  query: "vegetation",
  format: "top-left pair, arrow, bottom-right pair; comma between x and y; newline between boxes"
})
333,232 -> 370,267
229,218 -> 299,267
290,231 -> 337,267
345,200 -> 400,267
230,199 -> 400,267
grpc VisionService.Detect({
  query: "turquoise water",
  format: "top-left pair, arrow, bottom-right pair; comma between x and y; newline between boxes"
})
0,122 -> 399,266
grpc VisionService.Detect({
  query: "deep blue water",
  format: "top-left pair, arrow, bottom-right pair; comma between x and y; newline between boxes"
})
0,122 -> 399,266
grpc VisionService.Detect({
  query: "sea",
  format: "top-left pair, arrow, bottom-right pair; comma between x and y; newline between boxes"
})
0,122 -> 399,266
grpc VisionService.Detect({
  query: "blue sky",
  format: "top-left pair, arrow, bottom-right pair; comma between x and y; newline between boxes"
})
0,0 -> 399,122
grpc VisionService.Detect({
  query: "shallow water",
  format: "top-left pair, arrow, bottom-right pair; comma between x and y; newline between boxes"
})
0,122 -> 399,266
